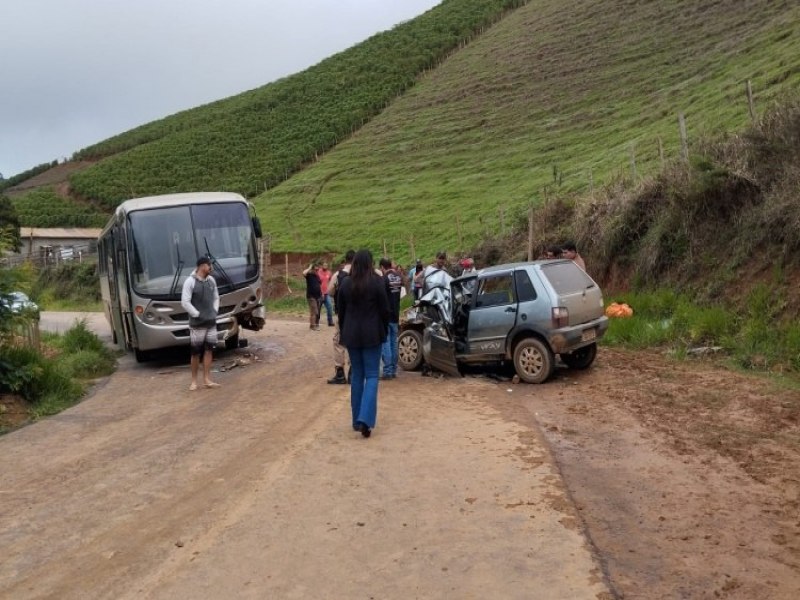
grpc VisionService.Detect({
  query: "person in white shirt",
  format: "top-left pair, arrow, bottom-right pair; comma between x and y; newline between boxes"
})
181,256 -> 220,391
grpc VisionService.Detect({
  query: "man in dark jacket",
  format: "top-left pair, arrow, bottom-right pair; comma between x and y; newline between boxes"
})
337,249 -> 389,438
379,257 -> 403,379
302,261 -> 322,330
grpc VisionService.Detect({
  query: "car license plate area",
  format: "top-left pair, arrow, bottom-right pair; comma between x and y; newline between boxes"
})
581,328 -> 596,342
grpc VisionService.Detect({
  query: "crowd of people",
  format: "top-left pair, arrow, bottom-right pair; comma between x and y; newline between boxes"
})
183,242 -> 587,437
301,242 -> 585,439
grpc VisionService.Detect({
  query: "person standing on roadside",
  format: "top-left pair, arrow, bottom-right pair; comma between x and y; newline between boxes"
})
318,261 -> 334,327
562,241 -> 586,271
338,249 -> 389,438
326,250 -> 355,384
181,256 -> 220,391
303,261 -> 322,330
459,257 -> 476,275
409,259 -> 424,300
379,257 -> 403,380
416,250 -> 452,295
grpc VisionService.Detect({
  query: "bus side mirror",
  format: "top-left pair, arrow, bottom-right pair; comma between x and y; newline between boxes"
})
252,216 -> 263,239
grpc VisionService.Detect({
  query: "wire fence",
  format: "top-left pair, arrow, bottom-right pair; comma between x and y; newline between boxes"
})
1,243 -> 98,269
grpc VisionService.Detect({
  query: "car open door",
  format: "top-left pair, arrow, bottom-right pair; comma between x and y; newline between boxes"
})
418,286 -> 461,377
423,321 -> 461,377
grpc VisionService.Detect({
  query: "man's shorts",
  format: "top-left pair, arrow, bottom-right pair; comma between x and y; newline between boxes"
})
189,326 -> 217,355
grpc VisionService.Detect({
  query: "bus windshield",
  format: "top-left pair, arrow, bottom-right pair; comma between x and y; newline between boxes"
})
128,202 -> 258,297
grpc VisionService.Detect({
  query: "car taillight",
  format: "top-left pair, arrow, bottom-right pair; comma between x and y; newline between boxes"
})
552,306 -> 569,328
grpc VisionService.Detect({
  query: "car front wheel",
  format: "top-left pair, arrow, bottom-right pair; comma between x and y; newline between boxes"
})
398,329 -> 424,371
513,338 -> 554,384
561,343 -> 597,370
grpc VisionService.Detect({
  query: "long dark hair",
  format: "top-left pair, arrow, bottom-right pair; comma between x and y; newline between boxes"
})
350,249 -> 375,297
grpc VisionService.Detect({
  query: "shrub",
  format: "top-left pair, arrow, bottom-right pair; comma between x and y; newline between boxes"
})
59,349 -> 115,379
0,345 -> 80,403
58,319 -> 105,354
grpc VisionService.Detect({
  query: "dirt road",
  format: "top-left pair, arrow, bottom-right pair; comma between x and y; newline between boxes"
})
0,318 -> 609,599
2,316 -> 798,599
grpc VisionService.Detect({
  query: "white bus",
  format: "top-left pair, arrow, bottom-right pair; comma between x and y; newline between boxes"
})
98,192 -> 266,361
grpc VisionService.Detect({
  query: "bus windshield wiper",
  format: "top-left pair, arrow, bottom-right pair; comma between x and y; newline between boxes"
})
169,238 -> 183,296
169,260 -> 184,296
204,238 -> 233,289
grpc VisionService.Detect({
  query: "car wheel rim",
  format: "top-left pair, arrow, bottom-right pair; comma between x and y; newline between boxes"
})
399,336 -> 418,363
519,346 -> 543,376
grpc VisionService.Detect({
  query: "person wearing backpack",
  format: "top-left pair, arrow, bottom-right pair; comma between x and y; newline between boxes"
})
326,249 -> 355,384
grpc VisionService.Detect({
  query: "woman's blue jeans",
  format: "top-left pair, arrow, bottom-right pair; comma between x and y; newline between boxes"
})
347,344 -> 381,429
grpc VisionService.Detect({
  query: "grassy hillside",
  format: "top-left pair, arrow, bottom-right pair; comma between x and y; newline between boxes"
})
65,0 -> 526,209
256,0 -> 800,263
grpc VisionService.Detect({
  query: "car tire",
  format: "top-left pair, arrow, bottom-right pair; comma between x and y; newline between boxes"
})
225,333 -> 239,351
561,343 -> 597,370
134,348 -> 150,363
398,329 -> 424,371
513,337 -> 554,384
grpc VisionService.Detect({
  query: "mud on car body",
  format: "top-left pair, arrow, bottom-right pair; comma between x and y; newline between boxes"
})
398,259 -> 608,383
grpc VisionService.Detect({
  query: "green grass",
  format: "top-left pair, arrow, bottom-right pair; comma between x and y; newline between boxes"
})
603,287 -> 800,376
31,261 -> 101,311
0,322 -> 117,429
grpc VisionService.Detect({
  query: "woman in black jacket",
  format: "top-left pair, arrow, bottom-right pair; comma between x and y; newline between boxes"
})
337,249 -> 389,438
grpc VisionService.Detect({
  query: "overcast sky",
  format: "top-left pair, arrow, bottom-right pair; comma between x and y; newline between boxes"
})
0,0 -> 441,178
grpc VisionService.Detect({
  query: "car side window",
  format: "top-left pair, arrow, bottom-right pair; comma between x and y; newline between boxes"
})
475,275 -> 515,307
514,269 -> 537,302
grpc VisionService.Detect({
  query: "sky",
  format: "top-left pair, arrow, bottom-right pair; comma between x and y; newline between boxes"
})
0,0 -> 441,178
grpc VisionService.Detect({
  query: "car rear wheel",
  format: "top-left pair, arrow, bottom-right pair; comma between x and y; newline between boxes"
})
398,329 -> 424,371
513,337 -> 554,384
561,343 -> 597,370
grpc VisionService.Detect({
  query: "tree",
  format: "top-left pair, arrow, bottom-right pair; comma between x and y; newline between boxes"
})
0,194 -> 21,252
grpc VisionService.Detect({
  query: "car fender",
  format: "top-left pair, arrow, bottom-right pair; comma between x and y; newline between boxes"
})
504,323 -> 551,359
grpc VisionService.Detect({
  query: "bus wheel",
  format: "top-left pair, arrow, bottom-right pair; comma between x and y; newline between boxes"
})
225,334 -> 240,351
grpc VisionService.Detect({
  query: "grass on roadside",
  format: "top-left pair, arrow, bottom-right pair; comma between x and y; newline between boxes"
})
604,287 -> 800,379
0,320 -> 117,429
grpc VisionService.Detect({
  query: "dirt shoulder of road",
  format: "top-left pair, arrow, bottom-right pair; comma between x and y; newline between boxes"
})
496,347 -> 800,599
